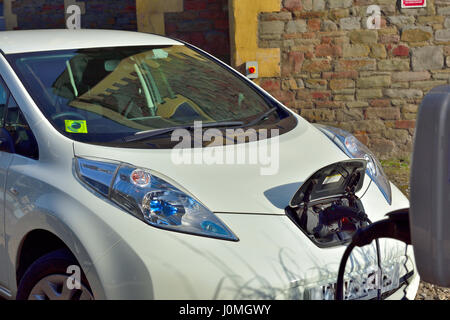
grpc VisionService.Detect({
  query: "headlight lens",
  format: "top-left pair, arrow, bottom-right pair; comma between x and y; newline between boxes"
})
75,157 -> 238,241
314,124 -> 392,204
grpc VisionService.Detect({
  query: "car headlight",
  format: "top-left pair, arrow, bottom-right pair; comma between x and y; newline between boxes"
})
74,157 -> 238,241
314,124 -> 392,204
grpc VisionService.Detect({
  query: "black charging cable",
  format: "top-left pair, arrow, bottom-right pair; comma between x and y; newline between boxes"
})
335,209 -> 411,300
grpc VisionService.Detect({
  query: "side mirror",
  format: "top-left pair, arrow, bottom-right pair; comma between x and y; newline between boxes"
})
410,85 -> 450,287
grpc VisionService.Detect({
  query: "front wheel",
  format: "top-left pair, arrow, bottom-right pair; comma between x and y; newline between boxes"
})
17,249 -> 94,300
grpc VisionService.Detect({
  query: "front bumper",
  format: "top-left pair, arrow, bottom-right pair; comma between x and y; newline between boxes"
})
386,270 -> 420,300
86,211 -> 419,300
81,179 -> 417,300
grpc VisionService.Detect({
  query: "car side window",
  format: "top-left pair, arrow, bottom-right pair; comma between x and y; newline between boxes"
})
4,95 -> 39,160
0,80 -> 7,126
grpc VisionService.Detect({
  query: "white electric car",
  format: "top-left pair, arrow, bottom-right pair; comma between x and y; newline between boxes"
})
0,29 -> 419,300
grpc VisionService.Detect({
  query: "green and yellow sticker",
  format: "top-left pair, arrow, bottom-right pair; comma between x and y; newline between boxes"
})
65,120 -> 88,134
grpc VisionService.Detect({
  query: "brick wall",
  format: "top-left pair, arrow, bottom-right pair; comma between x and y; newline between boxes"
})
11,0 -> 136,30
258,0 -> 450,160
164,0 -> 231,64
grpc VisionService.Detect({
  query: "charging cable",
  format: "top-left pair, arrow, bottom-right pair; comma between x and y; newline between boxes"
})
335,209 -> 411,300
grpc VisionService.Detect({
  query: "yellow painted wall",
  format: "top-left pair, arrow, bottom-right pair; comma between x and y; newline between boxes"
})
136,0 -> 183,35
229,0 -> 281,79
136,0 -> 281,79
3,0 -> 18,30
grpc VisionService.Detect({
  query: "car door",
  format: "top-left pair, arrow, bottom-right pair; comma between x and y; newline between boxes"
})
0,78 -> 14,290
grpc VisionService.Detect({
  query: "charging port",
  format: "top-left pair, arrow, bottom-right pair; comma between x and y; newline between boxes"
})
287,160 -> 369,247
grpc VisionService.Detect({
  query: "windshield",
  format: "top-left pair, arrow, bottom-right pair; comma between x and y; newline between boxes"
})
7,45 -> 296,148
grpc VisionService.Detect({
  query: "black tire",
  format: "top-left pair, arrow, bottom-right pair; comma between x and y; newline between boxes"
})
16,249 -> 93,300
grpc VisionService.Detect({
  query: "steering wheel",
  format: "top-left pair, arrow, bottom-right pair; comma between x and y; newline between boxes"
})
51,112 -> 86,121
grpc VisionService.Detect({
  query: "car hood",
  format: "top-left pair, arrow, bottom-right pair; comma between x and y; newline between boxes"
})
73,116 -> 355,215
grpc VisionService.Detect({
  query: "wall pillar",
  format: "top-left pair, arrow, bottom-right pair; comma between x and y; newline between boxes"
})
228,0 -> 281,80
4,0 -> 17,30
136,0 -> 183,35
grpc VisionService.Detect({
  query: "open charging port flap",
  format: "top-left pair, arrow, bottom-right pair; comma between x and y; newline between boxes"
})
286,159 -> 370,247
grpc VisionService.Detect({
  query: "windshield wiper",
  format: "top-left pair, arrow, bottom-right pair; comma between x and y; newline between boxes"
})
242,107 -> 279,128
122,107 -> 279,143
123,120 -> 245,142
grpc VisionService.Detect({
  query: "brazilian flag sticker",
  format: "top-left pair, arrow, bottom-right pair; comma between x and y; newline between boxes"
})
65,120 -> 88,134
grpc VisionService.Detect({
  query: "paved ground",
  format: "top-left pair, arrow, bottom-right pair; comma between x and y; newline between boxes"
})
381,159 -> 449,300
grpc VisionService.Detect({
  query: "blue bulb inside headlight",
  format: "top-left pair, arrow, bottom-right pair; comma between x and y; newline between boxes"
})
75,158 -> 238,241
151,200 -> 178,216
142,191 -> 183,225
314,124 -> 392,204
